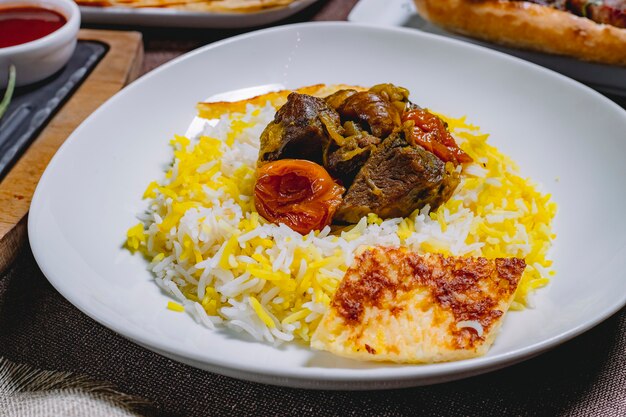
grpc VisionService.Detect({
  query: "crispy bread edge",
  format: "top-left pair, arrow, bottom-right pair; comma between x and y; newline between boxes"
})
414,0 -> 626,66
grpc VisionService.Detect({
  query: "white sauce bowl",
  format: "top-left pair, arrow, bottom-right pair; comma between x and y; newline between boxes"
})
0,0 -> 80,88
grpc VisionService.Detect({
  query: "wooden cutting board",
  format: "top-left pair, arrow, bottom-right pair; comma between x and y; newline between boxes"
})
0,29 -> 144,273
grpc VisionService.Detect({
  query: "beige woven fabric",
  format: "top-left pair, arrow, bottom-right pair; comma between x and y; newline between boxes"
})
0,358 -> 146,417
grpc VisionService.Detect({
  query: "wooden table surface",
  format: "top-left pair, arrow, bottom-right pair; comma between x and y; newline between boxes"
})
0,30 -> 144,272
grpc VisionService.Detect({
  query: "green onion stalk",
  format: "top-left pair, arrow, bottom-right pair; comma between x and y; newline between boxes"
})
0,65 -> 17,121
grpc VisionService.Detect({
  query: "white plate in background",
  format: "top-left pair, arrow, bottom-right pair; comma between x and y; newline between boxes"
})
29,22 -> 626,389
79,0 -> 318,28
349,0 -> 626,96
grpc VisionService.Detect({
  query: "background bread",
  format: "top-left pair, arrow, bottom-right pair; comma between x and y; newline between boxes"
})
414,0 -> 626,66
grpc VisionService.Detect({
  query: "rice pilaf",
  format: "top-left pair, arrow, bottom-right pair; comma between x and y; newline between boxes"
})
126,86 -> 556,345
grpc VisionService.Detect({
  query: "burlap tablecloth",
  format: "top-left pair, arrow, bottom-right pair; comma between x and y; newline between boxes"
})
2,1 -> 625,415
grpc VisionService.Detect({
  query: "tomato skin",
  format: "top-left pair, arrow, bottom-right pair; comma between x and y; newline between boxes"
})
403,109 -> 472,165
255,159 -> 345,234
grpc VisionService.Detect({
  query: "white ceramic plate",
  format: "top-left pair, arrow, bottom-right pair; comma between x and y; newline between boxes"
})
29,22 -> 626,390
349,0 -> 626,96
79,0 -> 318,28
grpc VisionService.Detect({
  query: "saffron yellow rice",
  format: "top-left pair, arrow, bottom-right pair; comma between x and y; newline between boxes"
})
126,87 -> 557,344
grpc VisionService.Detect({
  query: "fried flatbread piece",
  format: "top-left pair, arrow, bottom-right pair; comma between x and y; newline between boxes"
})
196,84 -> 365,120
413,0 -> 626,66
75,0 -> 298,12
175,0 -> 294,12
311,247 -> 525,363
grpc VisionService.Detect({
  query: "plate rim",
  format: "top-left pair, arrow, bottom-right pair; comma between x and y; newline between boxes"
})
28,21 -> 626,388
78,0 -> 320,28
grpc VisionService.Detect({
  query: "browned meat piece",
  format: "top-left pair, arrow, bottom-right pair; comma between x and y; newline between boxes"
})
323,84 -> 412,185
334,132 -> 460,223
258,93 -> 341,166
326,145 -> 371,187
337,91 -> 402,138
325,129 -> 381,187
256,84 -> 461,227
324,120 -> 381,186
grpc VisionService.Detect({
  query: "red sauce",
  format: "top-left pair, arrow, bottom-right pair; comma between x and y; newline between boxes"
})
0,7 -> 67,48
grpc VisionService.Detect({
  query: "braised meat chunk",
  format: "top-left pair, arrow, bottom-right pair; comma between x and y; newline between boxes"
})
258,93 -> 341,166
255,84 -> 469,230
334,131 -> 460,223
324,122 -> 381,187
323,84 -> 412,185
337,91 -> 402,139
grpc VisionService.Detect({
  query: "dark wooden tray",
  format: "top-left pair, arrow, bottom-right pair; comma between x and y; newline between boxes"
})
0,29 -> 144,273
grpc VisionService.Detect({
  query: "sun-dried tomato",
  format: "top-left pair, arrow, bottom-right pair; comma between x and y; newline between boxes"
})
255,159 -> 345,234
403,109 -> 472,165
